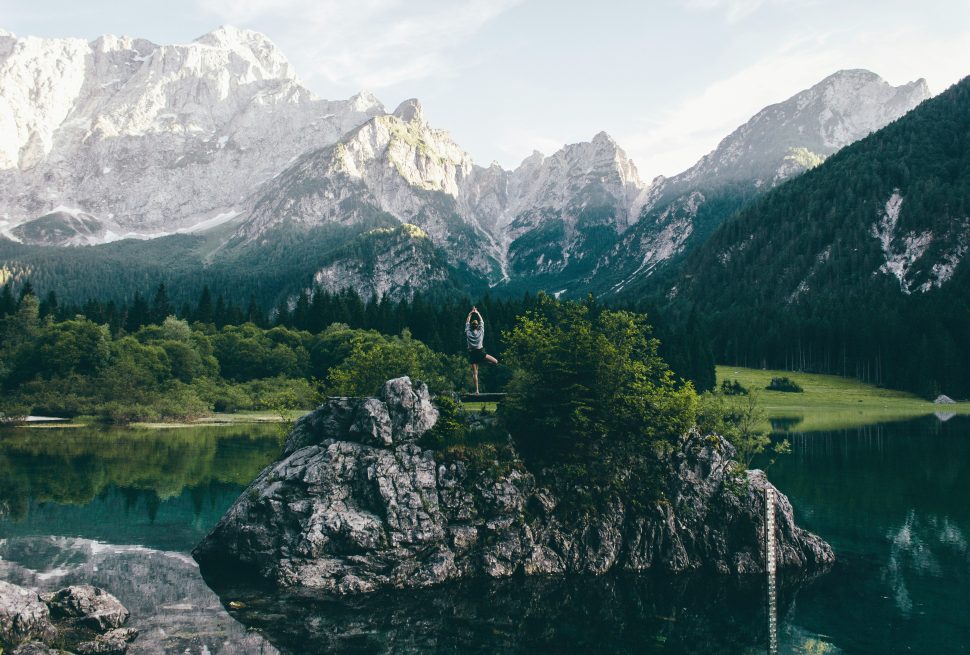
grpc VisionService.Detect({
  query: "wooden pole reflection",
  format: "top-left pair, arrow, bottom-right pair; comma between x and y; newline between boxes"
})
766,485 -> 778,655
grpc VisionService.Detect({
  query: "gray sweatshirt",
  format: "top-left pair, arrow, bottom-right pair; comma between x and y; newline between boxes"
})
465,316 -> 484,350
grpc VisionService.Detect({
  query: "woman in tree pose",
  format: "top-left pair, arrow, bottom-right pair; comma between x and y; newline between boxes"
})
465,306 -> 498,394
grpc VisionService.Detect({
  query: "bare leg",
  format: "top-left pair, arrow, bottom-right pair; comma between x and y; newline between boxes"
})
484,354 -> 498,365
471,363 -> 479,394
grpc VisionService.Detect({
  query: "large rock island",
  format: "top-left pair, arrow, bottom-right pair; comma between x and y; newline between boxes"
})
194,377 -> 832,594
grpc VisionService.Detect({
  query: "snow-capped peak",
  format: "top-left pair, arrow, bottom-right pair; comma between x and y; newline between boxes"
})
0,26 -> 387,234
591,130 -> 616,146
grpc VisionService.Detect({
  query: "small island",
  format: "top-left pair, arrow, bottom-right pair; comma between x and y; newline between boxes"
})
195,302 -> 833,594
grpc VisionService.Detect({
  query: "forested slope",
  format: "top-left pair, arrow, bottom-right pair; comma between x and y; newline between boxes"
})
666,75 -> 970,397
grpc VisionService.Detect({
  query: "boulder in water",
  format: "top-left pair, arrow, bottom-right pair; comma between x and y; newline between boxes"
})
195,376 -> 834,594
0,581 -> 135,654
0,581 -> 57,648
45,586 -> 129,633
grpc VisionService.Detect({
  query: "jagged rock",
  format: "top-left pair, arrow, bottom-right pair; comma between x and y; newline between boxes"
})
196,377 -> 833,594
934,394 -> 955,404
11,643 -> 61,655
283,377 -> 437,456
0,580 -> 56,647
75,627 -> 138,655
45,585 -> 129,632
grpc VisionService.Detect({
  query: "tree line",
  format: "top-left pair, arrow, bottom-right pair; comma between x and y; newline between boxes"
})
0,280 -> 715,394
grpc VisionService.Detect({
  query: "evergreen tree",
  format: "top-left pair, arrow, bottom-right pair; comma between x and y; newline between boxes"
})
151,283 -> 173,324
18,280 -> 34,304
39,290 -> 59,320
126,292 -> 150,332
214,295 -> 227,328
195,286 -> 214,324
246,294 -> 262,326
0,283 -> 16,317
274,298 -> 290,327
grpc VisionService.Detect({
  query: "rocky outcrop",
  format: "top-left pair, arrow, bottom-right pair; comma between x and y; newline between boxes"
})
0,581 -> 136,654
0,581 -> 56,647
0,535 -> 277,655
194,377 -> 833,594
45,586 -> 129,633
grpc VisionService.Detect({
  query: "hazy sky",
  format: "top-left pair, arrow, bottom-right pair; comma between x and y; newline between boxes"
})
2,0 -> 969,178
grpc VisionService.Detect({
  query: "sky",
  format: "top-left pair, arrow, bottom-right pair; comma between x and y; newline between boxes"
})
2,0 -> 969,179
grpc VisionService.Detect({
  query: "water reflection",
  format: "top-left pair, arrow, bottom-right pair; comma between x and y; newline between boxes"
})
203,568 -> 825,655
2,417 -> 969,654
759,416 -> 970,653
0,425 -> 280,543
0,535 -> 278,655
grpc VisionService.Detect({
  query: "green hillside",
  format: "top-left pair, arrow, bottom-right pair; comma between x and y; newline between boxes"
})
668,75 -> 970,397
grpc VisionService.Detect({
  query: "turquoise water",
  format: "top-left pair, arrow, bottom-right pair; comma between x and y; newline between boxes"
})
1,417 -> 968,654
760,417 -> 970,653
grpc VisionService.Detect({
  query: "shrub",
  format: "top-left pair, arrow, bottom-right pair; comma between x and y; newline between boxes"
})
325,329 -> 463,396
500,296 -> 697,507
421,394 -> 517,476
720,379 -> 749,395
766,377 -> 803,393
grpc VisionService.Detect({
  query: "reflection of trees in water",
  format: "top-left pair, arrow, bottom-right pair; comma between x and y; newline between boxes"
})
766,417 -> 970,524
761,416 -> 970,652
0,425 -> 279,517
203,569 -> 826,655
0,535 -> 278,655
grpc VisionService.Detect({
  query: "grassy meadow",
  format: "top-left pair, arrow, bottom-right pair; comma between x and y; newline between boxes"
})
718,365 -> 970,432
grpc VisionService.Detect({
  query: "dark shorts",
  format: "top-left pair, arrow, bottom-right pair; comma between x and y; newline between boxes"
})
468,348 -> 488,364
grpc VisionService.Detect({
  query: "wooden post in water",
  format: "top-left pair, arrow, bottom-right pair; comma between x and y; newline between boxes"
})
765,485 -> 779,655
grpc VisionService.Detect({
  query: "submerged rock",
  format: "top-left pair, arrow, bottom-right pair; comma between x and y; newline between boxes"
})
194,376 -> 833,594
0,581 -> 135,654
45,585 -> 129,632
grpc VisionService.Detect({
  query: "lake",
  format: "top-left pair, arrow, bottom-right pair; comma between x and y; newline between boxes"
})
1,416 -> 967,654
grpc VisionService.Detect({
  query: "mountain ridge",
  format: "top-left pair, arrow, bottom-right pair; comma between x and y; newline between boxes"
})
0,25 -> 936,306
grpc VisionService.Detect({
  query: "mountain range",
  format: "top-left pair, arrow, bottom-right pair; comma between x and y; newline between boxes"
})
658,73 -> 970,397
0,26 -> 933,304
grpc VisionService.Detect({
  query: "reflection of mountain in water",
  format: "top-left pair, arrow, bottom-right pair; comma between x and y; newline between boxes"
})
203,568 -> 827,655
0,535 -> 277,655
1,483 -> 250,552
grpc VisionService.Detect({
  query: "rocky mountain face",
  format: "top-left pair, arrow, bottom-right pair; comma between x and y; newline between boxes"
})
310,223 -> 470,301
595,69 -> 931,295
0,26 -> 383,241
194,377 -> 833,595
232,98 -> 505,280
0,25 -> 932,301
229,101 -> 647,288
500,133 -> 648,287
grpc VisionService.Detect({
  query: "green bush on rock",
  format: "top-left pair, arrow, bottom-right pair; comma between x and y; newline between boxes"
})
499,296 -> 697,507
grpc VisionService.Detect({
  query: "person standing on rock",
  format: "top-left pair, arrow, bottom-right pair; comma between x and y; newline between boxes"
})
466,306 -> 498,394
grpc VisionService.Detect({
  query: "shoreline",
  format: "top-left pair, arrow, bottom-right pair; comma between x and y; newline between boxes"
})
718,365 -> 970,432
